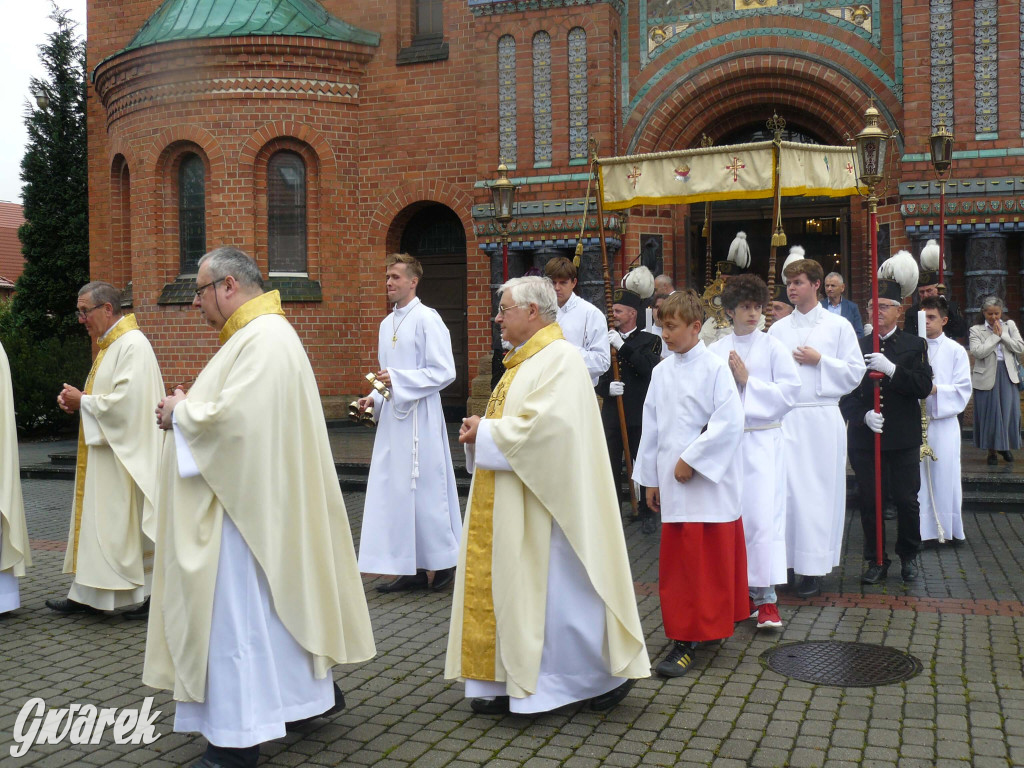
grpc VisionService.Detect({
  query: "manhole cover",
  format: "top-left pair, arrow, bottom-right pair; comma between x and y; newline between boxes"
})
760,641 -> 923,687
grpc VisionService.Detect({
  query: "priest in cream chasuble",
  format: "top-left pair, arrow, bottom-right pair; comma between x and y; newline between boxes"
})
48,281 -> 164,614
150,248 -> 375,764
1,339 -> 31,614
448,276 -> 649,715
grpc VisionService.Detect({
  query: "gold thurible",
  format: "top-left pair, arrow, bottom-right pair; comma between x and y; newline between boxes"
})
366,372 -> 391,400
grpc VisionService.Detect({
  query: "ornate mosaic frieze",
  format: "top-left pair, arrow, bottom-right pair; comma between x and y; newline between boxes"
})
469,0 -> 624,17
929,0 -> 953,132
901,199 -> 1024,217
498,35 -> 517,166
646,1 -> 874,58
974,0 -> 997,135
568,27 -> 588,163
533,32 -> 552,166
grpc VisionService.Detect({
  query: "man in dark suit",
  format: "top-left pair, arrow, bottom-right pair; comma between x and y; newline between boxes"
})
597,288 -> 663,534
821,272 -> 864,338
840,278 -> 933,585
902,269 -> 968,343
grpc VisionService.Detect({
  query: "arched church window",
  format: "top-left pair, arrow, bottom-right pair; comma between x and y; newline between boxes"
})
498,35 -> 517,166
568,27 -> 588,163
533,31 -> 552,167
267,150 -> 307,274
178,153 -> 206,274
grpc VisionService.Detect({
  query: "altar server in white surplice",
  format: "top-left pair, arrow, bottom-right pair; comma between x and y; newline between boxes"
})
545,256 -> 610,384
918,296 -> 972,544
358,252 -> 461,594
47,281 -> 163,617
450,276 -> 649,716
1,340 -> 31,614
767,258 -> 865,599
152,248 -> 375,768
709,275 -> 800,631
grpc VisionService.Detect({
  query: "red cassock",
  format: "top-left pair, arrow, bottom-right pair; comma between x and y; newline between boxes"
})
659,519 -> 749,642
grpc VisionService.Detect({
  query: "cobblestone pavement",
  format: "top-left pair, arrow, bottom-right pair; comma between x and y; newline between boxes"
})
2,474 -> 1023,767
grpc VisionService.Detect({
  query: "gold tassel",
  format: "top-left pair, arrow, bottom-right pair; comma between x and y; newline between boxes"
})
701,220 -> 709,238
771,230 -> 787,247
573,241 -> 583,268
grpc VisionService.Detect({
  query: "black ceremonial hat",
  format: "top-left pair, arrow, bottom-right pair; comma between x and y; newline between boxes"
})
612,288 -> 643,312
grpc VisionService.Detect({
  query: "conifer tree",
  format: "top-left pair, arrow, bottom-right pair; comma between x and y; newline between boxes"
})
12,4 -> 89,340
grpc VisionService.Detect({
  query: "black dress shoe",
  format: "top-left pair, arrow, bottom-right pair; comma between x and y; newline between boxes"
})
470,696 -> 510,715
1001,450 -> 1014,462
861,562 -> 889,585
286,683 -> 345,729
192,744 -> 260,768
45,598 -> 101,615
376,572 -> 428,593
900,558 -> 919,581
794,575 -> 821,598
590,679 -> 635,712
987,454 -> 998,466
431,567 -> 456,591
122,597 -> 150,620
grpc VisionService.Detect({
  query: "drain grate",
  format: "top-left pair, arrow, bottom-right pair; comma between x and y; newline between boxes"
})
760,641 -> 923,687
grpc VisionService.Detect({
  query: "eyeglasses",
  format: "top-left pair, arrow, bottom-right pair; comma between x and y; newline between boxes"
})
76,304 -> 104,319
496,303 -> 530,317
194,277 -> 223,299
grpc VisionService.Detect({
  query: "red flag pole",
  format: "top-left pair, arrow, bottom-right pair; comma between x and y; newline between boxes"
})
868,194 -> 884,567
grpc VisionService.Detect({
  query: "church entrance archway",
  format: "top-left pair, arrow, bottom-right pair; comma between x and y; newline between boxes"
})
399,204 -> 468,413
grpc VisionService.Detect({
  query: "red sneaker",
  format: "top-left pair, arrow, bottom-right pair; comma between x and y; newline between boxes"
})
756,603 -> 783,629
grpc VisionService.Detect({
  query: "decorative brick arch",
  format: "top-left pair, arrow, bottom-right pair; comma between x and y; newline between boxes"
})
627,52 -> 901,155
367,180 -> 475,255
106,138 -> 140,176
149,125 -> 225,177
238,121 -> 336,178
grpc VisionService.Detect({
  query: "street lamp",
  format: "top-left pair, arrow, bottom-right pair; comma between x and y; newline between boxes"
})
489,163 -> 518,282
854,102 -> 895,569
928,122 -> 954,291
33,86 -> 50,111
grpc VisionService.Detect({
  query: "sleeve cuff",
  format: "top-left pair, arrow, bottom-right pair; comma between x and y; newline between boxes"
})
474,419 -> 512,472
172,411 -> 201,478
79,395 -> 107,447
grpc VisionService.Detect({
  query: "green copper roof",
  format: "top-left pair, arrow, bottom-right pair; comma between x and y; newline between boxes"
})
123,0 -> 379,53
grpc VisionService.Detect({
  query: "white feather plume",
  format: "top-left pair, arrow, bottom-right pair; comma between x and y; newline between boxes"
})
780,245 -> 805,284
622,265 -> 655,299
877,249 -> 919,298
727,231 -> 751,269
919,239 -> 945,271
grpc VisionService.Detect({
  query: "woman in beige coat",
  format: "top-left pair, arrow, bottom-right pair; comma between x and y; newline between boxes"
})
969,296 -> 1024,464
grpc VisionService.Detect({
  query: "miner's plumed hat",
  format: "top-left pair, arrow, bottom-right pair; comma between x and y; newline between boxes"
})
612,288 -> 644,312
770,283 -> 793,306
877,279 -> 903,303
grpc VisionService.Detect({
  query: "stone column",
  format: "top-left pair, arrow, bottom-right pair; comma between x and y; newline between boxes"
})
964,232 -> 1007,316
578,241 -> 617,315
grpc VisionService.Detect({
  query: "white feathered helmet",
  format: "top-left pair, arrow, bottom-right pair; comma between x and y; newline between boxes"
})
877,249 -> 919,298
780,245 -> 805,284
919,239 -> 945,272
727,231 -> 751,269
622,265 -> 655,299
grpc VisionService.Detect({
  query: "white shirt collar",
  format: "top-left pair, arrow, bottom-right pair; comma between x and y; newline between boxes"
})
99,315 -> 126,341
558,293 -> 579,314
674,339 -> 706,362
393,296 -> 421,316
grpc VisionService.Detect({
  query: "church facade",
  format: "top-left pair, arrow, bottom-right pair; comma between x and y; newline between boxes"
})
85,0 -> 1024,412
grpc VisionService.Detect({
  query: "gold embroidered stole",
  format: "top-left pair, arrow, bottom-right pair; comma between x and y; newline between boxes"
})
461,323 -> 565,679
219,290 -> 285,345
71,314 -> 141,570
